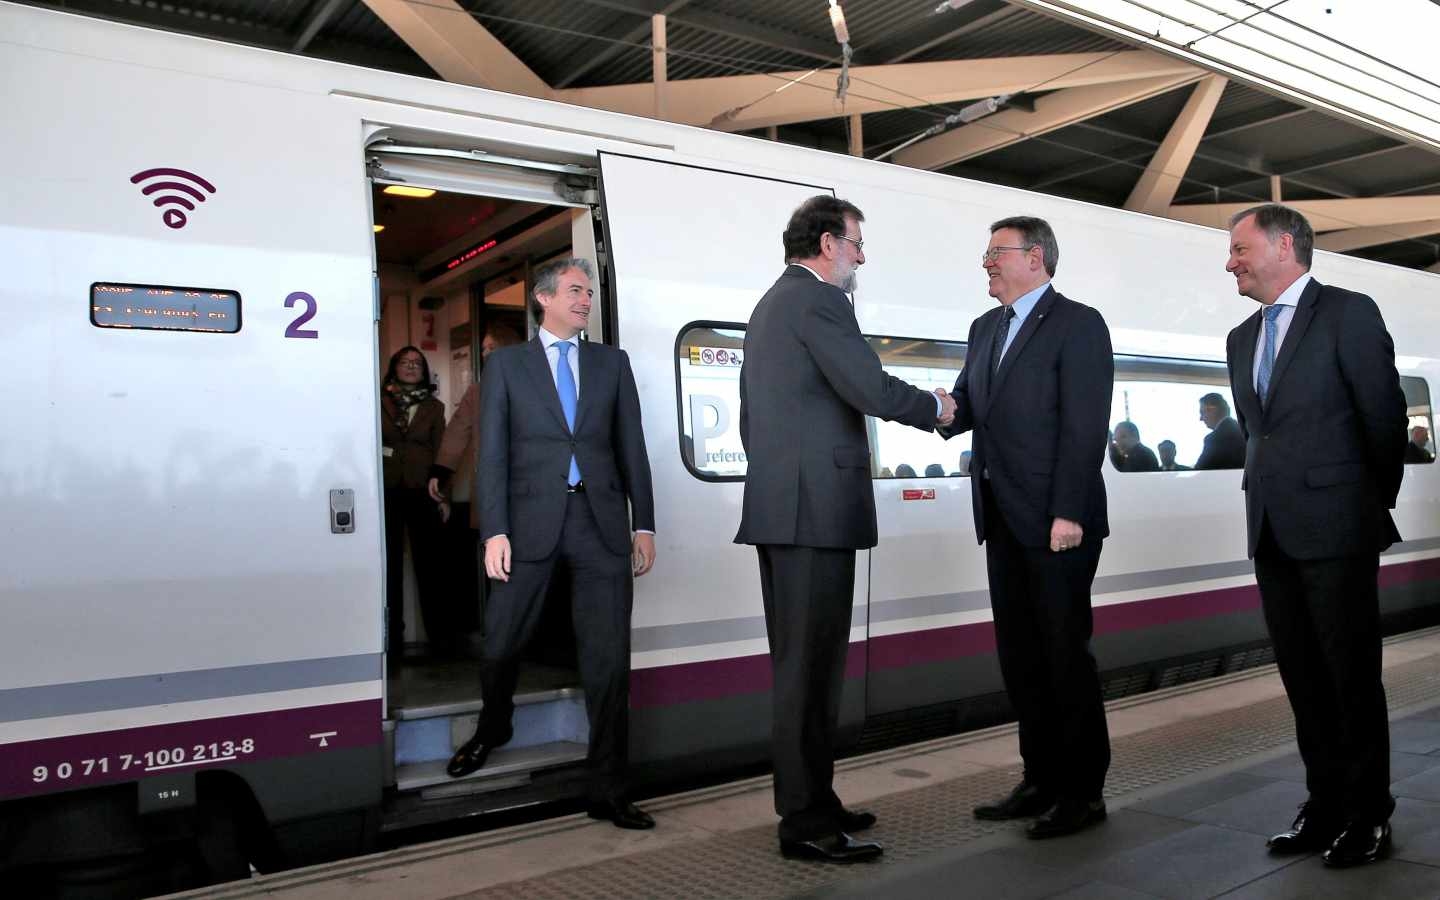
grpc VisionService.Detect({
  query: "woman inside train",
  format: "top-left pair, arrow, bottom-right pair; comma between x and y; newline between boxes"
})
381,346 -> 447,660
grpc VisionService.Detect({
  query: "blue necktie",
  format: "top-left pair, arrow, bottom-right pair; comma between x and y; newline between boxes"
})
1257,304 -> 1284,405
555,341 -> 582,486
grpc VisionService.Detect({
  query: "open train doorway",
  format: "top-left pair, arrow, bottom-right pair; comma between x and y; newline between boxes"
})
368,145 -> 606,808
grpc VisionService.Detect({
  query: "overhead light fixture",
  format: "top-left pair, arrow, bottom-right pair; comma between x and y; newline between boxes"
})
934,0 -> 976,13
373,224 -> 385,233
383,185 -> 437,198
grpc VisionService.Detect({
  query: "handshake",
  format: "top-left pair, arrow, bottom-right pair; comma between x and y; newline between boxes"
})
934,388 -> 956,427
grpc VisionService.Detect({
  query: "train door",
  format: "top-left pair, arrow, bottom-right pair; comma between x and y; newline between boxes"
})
596,154 -> 870,758
366,140 -> 608,805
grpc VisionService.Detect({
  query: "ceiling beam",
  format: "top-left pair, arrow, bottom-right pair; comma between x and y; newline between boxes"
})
292,0 -> 349,52
1125,75 -> 1228,215
1278,140 -> 1409,177
1204,105 -> 1310,141
1167,197 -> 1440,232
576,0 -> 839,63
361,0 -> 551,97
873,1 -> 1012,64
1077,121 -> 1359,199
894,71 -> 1205,171
559,50 -> 1200,132
1030,147 -> 1148,189
1315,219 -> 1440,252
553,1 -> 694,89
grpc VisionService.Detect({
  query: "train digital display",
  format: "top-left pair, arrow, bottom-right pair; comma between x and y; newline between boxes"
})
91,282 -> 241,334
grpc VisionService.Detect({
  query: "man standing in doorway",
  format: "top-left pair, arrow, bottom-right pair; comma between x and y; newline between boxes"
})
943,216 -> 1115,839
446,258 -> 658,831
737,195 -> 955,862
1223,204 -> 1406,867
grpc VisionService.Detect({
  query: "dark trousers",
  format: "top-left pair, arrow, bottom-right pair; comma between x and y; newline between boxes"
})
983,485 -> 1110,801
442,502 -> 480,638
756,544 -> 856,841
384,486 -> 443,654
475,493 -> 633,801
1254,521 -> 1393,822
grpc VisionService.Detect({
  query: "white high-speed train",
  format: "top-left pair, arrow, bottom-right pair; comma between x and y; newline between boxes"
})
3,2 -> 1439,893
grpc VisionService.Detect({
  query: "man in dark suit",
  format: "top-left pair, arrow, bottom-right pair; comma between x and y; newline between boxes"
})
1110,421 -> 1160,473
1223,204 -> 1406,867
737,195 -> 954,862
943,216 -> 1114,839
1196,392 -> 1246,469
1158,440 -> 1190,471
446,258 -> 658,831
1405,425 -> 1433,464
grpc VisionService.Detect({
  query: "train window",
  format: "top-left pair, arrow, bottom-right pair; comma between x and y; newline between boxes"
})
1402,375 -> 1434,464
676,322 -> 747,481
91,282 -> 241,334
868,336 -> 969,478
1108,356 -> 1238,473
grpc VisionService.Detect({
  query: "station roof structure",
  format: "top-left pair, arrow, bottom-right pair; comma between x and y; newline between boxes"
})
25,0 -> 1440,273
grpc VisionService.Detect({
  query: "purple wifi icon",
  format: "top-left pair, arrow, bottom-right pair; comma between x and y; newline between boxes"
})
130,167 -> 218,230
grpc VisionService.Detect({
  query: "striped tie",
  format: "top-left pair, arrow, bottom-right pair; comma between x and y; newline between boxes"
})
556,341 -> 582,486
1257,304 -> 1284,405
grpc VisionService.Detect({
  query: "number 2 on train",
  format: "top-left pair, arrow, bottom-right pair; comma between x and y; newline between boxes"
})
284,291 -> 319,339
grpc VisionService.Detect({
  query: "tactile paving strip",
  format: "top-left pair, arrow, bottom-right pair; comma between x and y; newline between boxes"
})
455,650 -> 1440,900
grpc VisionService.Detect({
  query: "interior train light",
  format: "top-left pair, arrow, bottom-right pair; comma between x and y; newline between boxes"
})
382,185 -> 437,198
373,224 -> 385,233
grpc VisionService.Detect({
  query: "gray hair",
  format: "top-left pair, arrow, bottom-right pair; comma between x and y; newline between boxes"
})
1228,203 -> 1314,268
530,257 -> 596,322
990,215 -> 1059,277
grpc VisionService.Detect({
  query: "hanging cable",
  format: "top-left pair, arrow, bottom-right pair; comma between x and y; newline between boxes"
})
827,1 -> 853,104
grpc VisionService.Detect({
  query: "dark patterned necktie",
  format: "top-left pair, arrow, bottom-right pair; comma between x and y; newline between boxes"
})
991,306 -> 1017,376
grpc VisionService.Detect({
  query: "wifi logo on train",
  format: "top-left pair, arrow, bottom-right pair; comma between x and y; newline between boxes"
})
130,167 -> 218,230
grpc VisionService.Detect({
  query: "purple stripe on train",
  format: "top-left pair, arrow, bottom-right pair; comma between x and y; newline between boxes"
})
630,557 -> 1440,708
0,699 -> 380,799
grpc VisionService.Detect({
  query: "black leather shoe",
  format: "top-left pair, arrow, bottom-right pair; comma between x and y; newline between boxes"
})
1267,804 -> 1343,855
1322,821 -> 1391,868
780,832 -> 883,863
974,781 -> 1056,820
1026,799 -> 1107,839
586,799 -> 656,830
445,732 -> 509,778
841,808 -> 877,832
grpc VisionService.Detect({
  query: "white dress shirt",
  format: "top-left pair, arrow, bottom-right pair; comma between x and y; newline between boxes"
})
534,326 -> 652,536
997,281 -> 1050,364
538,326 -> 581,394
1252,272 -> 1312,392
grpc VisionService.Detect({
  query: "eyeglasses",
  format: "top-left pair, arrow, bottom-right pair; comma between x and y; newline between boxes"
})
396,358 -> 424,368
981,245 -> 1034,263
832,233 -> 864,251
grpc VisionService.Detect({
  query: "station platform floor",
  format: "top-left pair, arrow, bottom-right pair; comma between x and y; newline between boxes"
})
174,627 -> 1440,900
